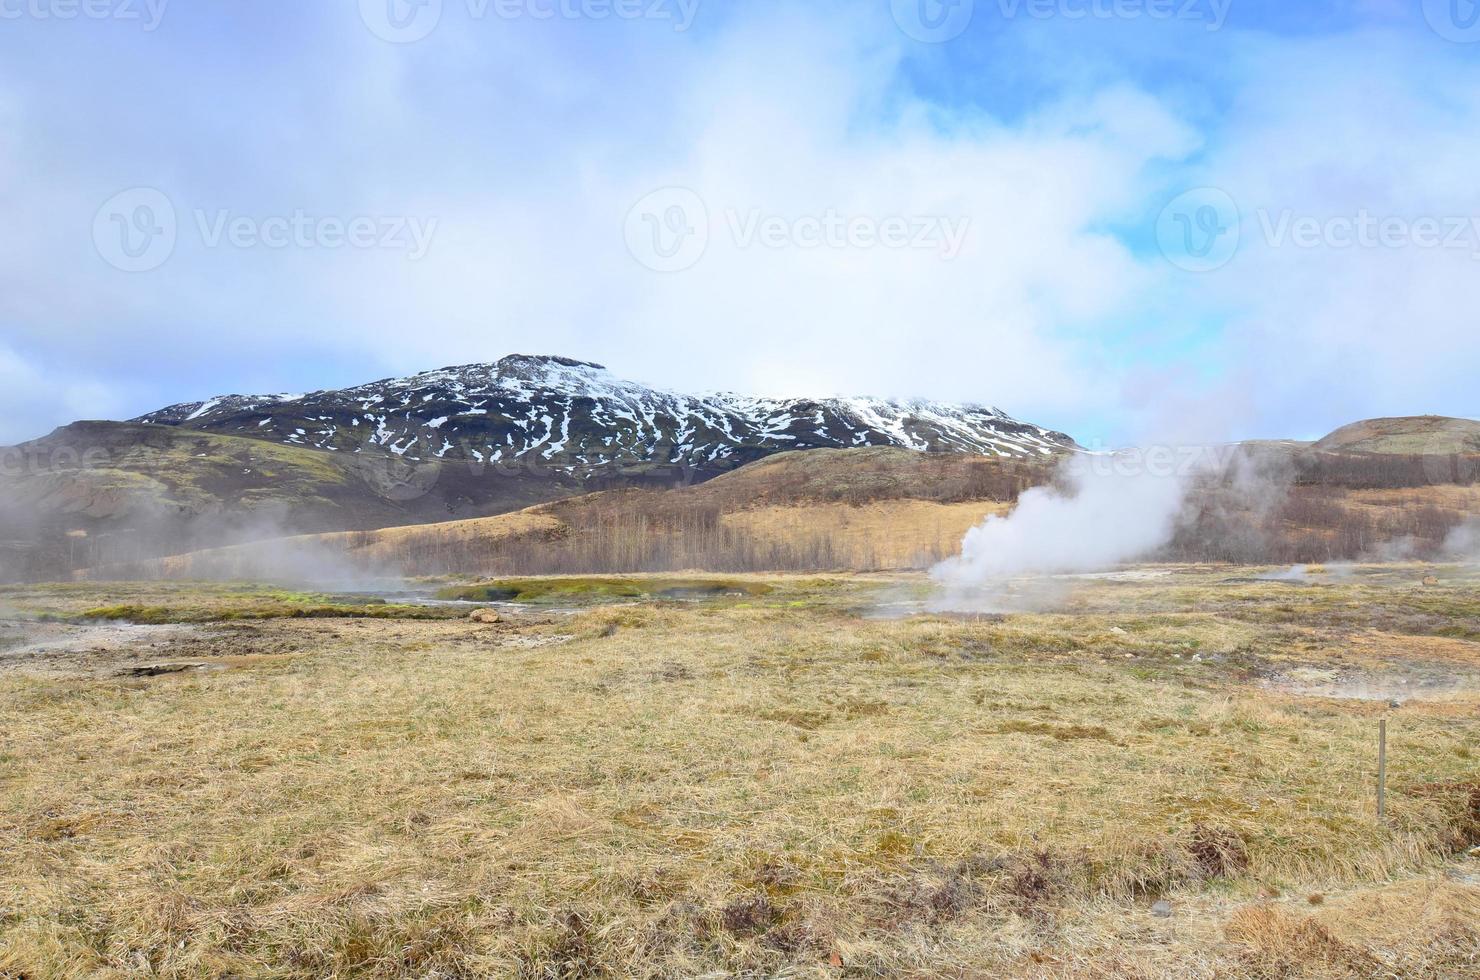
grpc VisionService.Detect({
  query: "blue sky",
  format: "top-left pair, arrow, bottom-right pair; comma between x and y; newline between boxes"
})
2,0 -> 1478,447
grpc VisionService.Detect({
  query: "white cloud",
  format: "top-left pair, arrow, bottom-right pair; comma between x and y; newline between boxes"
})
320,14 -> 1200,426
1189,32 -> 1480,433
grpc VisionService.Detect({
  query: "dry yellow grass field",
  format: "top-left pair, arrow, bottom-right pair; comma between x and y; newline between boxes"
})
75,499 -> 1008,582
1,568 -> 1477,977
718,500 -> 1008,569
1344,485 -> 1480,517
131,510 -> 569,582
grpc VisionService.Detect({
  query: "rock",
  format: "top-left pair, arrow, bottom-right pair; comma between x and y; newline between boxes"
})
1422,575 -> 1439,586
468,609 -> 501,624
1151,900 -> 1172,918
1110,626 -> 1128,635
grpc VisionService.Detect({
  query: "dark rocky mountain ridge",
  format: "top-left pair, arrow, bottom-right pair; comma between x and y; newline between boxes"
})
134,354 -> 1079,477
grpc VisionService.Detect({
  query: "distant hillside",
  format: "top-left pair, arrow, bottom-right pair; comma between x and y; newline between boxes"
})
1312,416 -> 1480,455
81,448 -> 1047,580
0,421 -> 599,581
25,399 -> 1480,583
3,355 -> 1079,582
81,425 -> 1480,581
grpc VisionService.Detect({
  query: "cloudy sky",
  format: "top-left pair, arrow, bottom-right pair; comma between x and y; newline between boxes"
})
2,0 -> 1478,447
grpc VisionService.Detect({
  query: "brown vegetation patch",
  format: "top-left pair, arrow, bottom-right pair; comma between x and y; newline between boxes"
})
1188,823 -> 1250,878
1405,780 -> 1480,846
522,909 -> 606,978
719,894 -> 782,936
1004,851 -> 1069,921
1225,906 -> 1386,977
993,720 -> 1122,744
754,707 -> 834,730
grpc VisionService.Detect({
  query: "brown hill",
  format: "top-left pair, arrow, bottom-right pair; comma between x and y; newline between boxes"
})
0,420 -> 654,582
3,351 -> 1080,583
1312,415 -> 1480,455
81,426 -> 1480,581
83,448 -> 1048,580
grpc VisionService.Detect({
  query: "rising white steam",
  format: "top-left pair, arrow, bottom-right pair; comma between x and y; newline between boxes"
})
1443,518 -> 1480,561
929,454 -> 1196,611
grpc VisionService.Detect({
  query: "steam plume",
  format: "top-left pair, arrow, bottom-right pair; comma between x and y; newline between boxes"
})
1443,518 -> 1480,561
929,453 -> 1195,611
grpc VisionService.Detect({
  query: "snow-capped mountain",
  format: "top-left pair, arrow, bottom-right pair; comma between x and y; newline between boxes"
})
135,354 -> 1077,477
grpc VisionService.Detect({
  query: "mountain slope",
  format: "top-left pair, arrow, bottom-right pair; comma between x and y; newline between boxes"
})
0,421 -> 601,580
3,356 -> 1078,581
134,354 -> 1077,476
1312,416 -> 1480,455
82,446 -> 1047,581
88,417 -> 1480,582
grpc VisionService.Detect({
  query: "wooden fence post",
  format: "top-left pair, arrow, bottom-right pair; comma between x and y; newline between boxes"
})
1377,718 -> 1387,823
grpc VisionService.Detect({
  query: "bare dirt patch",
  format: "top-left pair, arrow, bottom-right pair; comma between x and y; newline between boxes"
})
0,619 -> 202,678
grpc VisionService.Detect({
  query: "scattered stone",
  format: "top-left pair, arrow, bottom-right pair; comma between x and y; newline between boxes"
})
1109,626 -> 1128,635
468,609 -> 502,624
1151,900 -> 1172,918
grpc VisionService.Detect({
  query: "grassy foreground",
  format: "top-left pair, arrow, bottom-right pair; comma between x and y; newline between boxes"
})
1,569 -> 1478,977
